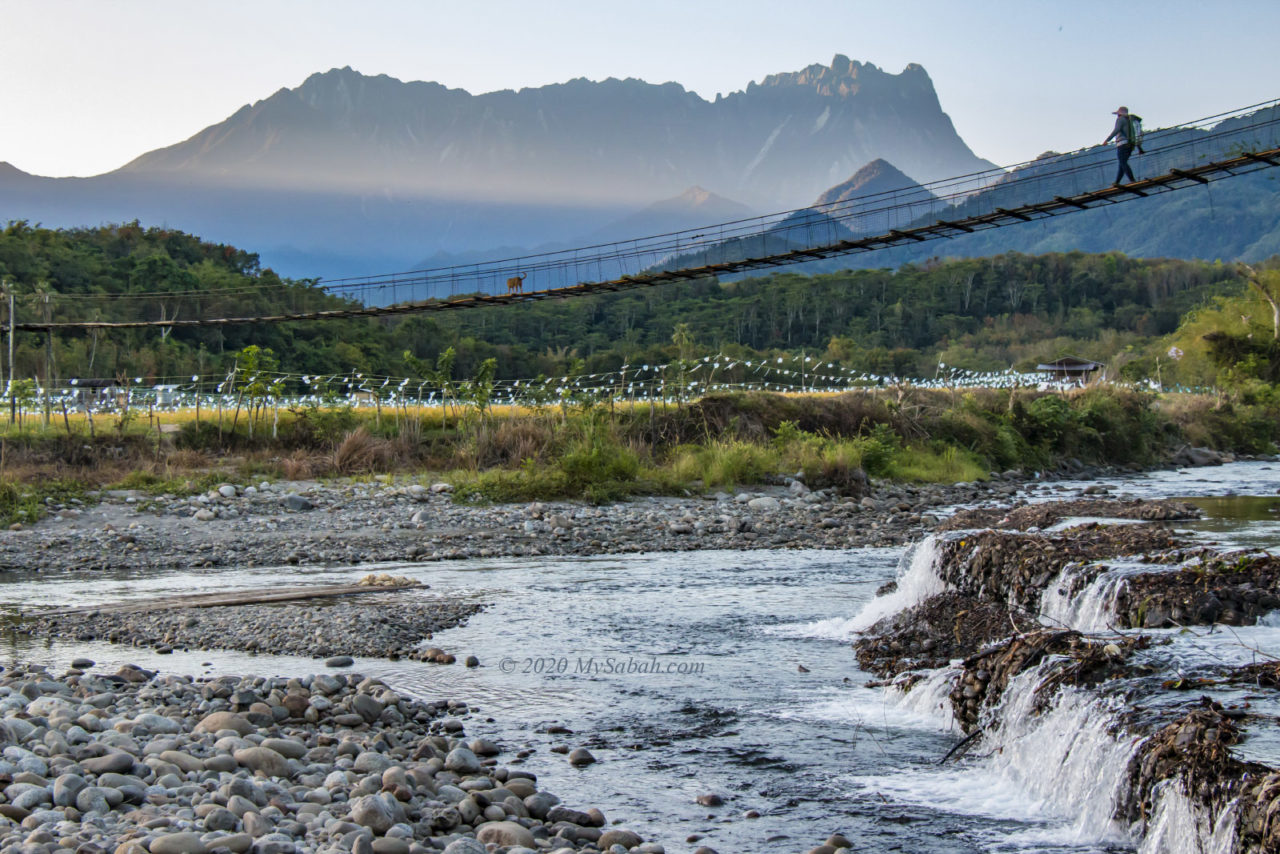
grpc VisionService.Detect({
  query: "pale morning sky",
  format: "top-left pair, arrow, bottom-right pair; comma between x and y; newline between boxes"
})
3,0 -> 1279,178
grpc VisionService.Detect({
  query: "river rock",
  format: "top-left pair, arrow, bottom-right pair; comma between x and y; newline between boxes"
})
476,820 -> 536,848
52,773 -> 87,807
546,805 -> 593,825
203,806 -> 239,832
567,748 -> 596,766
158,750 -> 205,772
234,746 -> 290,778
348,794 -> 400,833
352,693 -> 384,722
283,495 -> 313,512
11,787 -> 51,811
260,738 -> 307,760
599,829 -> 643,849
81,752 -> 135,774
74,786 -> 110,814
444,747 -> 482,775
353,751 -> 395,774
150,833 -> 208,854
196,712 -> 254,736
218,835 -> 253,854
324,656 -> 354,668
747,496 -> 780,512
441,840 -> 486,854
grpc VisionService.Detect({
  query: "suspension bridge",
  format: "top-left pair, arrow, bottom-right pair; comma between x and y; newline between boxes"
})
12,96 -> 1280,333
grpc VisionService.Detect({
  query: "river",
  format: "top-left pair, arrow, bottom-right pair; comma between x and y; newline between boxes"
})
4,461 -> 1280,853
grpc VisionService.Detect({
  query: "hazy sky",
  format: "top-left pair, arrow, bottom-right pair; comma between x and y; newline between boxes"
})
4,0 -> 1280,178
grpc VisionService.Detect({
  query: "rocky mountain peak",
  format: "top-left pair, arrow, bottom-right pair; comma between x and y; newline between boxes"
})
815,158 -> 935,207
754,54 -> 928,98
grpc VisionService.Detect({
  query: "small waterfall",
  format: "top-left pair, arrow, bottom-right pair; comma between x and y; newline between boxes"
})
1039,563 -> 1130,633
885,665 -> 960,731
848,534 -> 947,632
1138,782 -> 1239,854
981,665 -> 1142,844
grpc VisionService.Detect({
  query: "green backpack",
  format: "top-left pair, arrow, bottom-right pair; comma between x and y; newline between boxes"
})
1127,115 -> 1145,147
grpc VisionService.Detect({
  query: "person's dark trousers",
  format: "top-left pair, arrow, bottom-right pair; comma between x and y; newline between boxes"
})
1114,143 -> 1136,185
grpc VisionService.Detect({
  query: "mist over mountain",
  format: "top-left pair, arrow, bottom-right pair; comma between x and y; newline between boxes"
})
0,56 -> 992,280
582,187 -> 755,246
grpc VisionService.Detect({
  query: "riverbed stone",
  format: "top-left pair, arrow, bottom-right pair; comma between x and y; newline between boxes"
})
150,833 -> 208,854
52,773 -> 86,807
444,748 -> 482,775
598,829 -> 643,849
476,820 -> 536,848
747,496 -> 780,512
233,747 -> 290,778
351,694 -> 384,723
81,752 -> 135,775
441,840 -> 486,854
567,748 -> 595,766
259,738 -> 306,760
195,712 -> 254,736
283,495 -> 313,512
348,794 -> 400,833
202,807 -> 239,832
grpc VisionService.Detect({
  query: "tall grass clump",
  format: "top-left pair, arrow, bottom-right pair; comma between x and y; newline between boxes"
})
884,444 -> 987,483
669,440 -> 782,489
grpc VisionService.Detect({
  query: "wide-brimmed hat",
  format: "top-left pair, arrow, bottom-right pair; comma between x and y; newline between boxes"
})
1113,106 -> 1129,115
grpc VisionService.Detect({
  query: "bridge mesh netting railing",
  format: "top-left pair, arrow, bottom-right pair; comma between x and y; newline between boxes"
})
25,97 -> 1280,326
272,97 -> 1280,302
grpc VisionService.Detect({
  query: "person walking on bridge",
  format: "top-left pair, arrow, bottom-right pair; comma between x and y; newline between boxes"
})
1104,106 -> 1143,186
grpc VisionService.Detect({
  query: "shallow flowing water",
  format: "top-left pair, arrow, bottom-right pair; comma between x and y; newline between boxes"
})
3,462 -> 1279,853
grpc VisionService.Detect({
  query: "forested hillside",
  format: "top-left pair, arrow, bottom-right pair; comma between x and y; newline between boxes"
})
0,221 -> 1252,385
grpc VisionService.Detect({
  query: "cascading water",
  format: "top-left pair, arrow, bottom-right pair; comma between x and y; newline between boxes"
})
976,663 -> 1142,845
764,534 -> 948,640
867,661 -> 1145,848
1039,561 -> 1132,632
3,462 -> 1277,853
847,534 -> 948,632
1138,783 -> 1240,854
885,665 -> 960,731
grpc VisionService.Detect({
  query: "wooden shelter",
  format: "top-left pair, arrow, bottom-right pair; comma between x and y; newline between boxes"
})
1036,356 -> 1104,384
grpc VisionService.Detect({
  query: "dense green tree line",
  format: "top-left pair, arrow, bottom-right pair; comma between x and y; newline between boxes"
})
0,221 -> 1254,387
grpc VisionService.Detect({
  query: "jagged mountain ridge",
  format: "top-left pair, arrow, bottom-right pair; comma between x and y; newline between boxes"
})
0,56 -> 993,278
117,57 -> 990,207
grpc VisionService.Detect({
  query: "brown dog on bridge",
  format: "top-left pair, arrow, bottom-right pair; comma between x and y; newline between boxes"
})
506,273 -> 527,294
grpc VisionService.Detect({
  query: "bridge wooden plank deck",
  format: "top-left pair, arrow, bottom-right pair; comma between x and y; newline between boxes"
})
15,142 -> 1280,333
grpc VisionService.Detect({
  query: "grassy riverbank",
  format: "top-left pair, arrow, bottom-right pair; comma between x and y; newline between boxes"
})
0,386 -> 1273,524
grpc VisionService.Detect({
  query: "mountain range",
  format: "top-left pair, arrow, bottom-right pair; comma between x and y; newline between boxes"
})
4,57 -> 1278,285
0,56 -> 992,279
